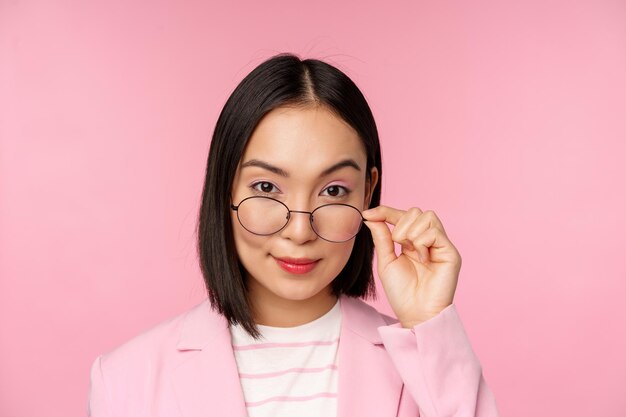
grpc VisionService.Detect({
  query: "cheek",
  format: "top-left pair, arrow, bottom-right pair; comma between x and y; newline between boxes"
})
230,218 -> 269,283
325,240 -> 356,271
231,213 -> 268,256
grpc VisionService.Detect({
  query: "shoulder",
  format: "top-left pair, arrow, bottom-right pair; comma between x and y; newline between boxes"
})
339,295 -> 400,344
340,294 -> 398,324
95,298 -> 222,374
88,299 -> 226,414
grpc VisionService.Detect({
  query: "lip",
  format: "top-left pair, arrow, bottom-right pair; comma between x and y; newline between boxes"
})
274,256 -> 319,265
273,256 -> 320,274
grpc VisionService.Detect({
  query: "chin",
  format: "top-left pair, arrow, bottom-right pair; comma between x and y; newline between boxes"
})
264,275 -> 335,303
270,280 -> 329,301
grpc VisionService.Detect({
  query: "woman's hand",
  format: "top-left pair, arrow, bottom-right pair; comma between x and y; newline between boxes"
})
362,205 -> 462,329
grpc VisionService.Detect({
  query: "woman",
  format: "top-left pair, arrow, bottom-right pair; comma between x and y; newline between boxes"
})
88,53 -> 500,416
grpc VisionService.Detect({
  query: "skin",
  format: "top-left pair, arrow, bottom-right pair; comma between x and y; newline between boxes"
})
362,207 -> 462,328
230,104 -> 462,329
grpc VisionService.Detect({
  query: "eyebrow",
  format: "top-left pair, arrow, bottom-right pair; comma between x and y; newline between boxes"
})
240,158 -> 362,178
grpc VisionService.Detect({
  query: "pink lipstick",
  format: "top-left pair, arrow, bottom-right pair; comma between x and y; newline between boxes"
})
273,256 -> 320,274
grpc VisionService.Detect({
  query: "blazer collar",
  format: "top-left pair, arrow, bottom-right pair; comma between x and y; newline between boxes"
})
171,294 -> 402,417
175,298 -> 227,351
176,294 -> 388,350
337,294 -> 388,344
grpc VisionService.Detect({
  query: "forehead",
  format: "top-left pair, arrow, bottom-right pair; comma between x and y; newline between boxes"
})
239,105 -> 366,173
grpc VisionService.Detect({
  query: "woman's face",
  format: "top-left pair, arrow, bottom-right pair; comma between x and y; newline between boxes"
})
230,104 -> 378,324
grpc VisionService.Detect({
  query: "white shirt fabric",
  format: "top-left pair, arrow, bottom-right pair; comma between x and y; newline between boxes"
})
229,298 -> 342,417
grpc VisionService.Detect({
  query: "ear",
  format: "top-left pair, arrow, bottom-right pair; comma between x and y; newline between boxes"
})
363,167 -> 379,210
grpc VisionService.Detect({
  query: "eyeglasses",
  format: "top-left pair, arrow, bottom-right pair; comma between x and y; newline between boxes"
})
230,195 -> 365,243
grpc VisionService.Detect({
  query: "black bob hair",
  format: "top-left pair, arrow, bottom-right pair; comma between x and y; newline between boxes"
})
196,53 -> 383,339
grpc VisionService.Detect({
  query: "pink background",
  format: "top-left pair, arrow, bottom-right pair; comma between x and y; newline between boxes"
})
2,1 -> 625,416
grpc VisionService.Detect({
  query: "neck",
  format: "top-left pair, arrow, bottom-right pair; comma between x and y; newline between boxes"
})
248,284 -> 338,327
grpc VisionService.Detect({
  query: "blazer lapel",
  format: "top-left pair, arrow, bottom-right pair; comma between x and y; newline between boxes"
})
171,301 -> 248,417
170,295 -> 403,417
337,295 -> 404,417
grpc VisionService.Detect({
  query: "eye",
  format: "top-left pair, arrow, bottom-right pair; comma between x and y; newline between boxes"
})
250,181 -> 279,194
321,185 -> 351,198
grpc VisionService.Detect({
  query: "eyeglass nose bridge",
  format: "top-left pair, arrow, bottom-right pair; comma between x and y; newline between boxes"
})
270,207 -> 330,239
282,209 -> 316,229
286,209 -> 315,217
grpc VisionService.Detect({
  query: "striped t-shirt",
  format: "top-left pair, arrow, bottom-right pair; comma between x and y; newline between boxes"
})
229,298 -> 342,417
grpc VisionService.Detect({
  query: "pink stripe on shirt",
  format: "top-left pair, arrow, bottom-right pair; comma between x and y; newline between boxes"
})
232,338 -> 339,351
239,364 -> 338,379
245,392 -> 338,407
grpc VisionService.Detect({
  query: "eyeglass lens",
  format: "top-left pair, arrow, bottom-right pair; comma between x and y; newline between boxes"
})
236,197 -> 363,242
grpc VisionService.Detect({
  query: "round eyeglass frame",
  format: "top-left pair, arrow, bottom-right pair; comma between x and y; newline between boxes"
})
230,195 -> 366,243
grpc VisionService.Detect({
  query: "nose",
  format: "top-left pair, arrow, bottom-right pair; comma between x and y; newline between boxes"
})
279,209 -> 318,244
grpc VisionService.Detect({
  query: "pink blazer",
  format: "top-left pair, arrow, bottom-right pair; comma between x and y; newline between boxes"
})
88,294 -> 500,416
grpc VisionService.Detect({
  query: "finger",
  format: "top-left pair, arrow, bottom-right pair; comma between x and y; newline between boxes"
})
421,210 -> 448,236
361,205 -> 406,226
395,210 -> 449,244
398,237 -> 428,262
362,220 -> 397,271
390,207 -> 424,249
408,227 -> 456,264
399,235 -> 430,265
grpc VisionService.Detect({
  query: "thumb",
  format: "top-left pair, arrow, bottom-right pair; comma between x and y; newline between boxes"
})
363,220 -> 397,272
